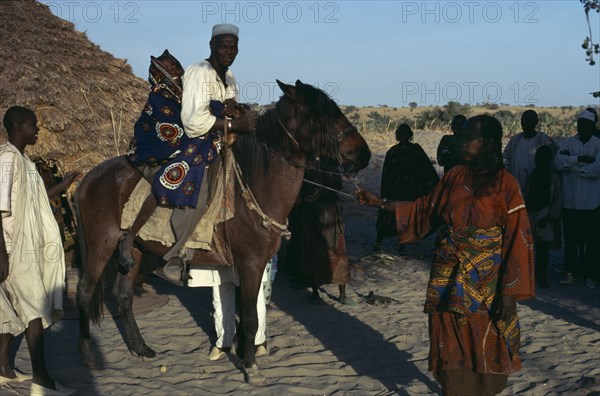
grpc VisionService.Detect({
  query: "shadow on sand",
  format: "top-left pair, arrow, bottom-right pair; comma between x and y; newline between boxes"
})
272,271 -> 441,395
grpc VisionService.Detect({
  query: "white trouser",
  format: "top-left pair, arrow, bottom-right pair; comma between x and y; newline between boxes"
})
262,256 -> 277,304
212,278 -> 267,348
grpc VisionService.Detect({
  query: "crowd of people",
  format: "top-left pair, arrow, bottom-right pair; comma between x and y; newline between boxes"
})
503,108 -> 600,289
373,108 -> 599,291
1,20 -> 599,396
357,107 -> 599,395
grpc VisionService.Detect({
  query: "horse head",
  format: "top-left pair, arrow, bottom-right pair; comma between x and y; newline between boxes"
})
275,80 -> 371,174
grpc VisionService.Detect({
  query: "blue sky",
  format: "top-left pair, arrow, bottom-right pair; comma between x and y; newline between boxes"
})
41,0 -> 600,107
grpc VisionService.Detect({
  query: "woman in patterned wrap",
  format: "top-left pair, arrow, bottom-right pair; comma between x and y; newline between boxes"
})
357,115 -> 534,396
119,50 -> 222,275
126,49 -> 221,208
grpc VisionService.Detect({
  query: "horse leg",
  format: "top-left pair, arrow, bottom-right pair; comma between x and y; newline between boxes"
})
113,247 -> 156,358
239,271 -> 266,386
119,194 -> 157,272
77,277 -> 93,368
77,249 -> 113,369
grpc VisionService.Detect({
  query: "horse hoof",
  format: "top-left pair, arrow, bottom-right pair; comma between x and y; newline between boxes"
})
133,344 -> 156,358
81,357 -> 97,369
79,340 -> 97,369
245,364 -> 267,387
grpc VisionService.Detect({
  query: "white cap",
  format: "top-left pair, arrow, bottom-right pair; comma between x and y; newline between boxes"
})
212,23 -> 239,38
578,110 -> 596,122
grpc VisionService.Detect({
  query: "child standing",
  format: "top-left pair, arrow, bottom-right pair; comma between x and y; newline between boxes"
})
525,145 -> 561,288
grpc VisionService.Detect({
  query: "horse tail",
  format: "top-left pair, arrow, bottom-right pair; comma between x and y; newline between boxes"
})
74,185 -> 105,325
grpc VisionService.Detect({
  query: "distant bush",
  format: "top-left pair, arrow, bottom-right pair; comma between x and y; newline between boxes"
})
414,102 -> 471,130
537,111 -> 573,137
444,101 -> 471,118
493,110 -> 519,137
344,105 -> 357,114
415,107 -> 446,130
358,111 -> 393,133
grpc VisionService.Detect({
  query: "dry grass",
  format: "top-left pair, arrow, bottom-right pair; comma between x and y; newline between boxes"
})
346,105 -> 587,137
0,0 -> 147,173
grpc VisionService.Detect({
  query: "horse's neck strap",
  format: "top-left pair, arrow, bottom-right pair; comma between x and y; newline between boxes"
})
230,150 -> 292,240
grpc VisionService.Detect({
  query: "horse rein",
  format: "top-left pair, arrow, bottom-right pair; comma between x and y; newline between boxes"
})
275,111 -> 301,148
301,178 -> 356,198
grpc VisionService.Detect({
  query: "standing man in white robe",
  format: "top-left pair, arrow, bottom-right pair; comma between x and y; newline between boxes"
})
503,110 -> 554,196
0,106 -> 79,396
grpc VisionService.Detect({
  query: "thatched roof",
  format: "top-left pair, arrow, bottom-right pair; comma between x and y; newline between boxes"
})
0,0 -> 147,172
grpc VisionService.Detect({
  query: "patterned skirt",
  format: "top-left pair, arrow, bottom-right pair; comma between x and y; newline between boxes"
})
427,226 -> 521,394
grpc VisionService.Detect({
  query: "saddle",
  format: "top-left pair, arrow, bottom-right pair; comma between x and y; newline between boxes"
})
120,151 -> 236,264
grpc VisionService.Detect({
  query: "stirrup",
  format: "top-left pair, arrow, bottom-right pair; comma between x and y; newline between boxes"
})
152,257 -> 191,287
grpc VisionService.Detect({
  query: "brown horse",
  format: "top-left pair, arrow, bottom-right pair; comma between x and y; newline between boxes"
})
75,80 -> 371,385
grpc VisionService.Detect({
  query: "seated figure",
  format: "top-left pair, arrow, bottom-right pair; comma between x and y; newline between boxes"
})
119,49 -> 251,285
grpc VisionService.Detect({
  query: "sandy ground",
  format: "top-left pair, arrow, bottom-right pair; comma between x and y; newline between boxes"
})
2,131 -> 599,396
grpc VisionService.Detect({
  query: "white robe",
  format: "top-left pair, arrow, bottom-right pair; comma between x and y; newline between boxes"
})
0,143 -> 64,336
180,60 -> 238,138
502,131 -> 553,195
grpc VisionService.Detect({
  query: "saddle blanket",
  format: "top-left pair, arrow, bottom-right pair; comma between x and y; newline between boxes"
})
120,157 -> 235,251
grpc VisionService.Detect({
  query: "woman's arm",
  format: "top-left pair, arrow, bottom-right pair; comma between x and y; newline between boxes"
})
357,172 -> 446,243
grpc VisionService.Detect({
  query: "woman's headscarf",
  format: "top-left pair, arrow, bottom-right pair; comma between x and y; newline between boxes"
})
149,49 -> 184,100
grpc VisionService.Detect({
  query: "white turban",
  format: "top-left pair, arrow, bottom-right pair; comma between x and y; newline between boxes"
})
212,23 -> 239,38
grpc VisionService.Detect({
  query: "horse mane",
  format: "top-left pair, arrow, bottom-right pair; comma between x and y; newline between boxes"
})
231,109 -> 287,185
232,84 -> 343,185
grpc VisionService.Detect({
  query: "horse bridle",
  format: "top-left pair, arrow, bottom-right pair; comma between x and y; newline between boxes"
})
274,110 -> 361,196
226,110 -> 362,241
275,111 -> 358,148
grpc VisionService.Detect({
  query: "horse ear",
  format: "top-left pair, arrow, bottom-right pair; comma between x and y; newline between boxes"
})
295,80 -> 304,87
277,79 -> 298,100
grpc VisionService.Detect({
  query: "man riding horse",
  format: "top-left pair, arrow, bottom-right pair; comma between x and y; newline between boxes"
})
119,23 -> 257,285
